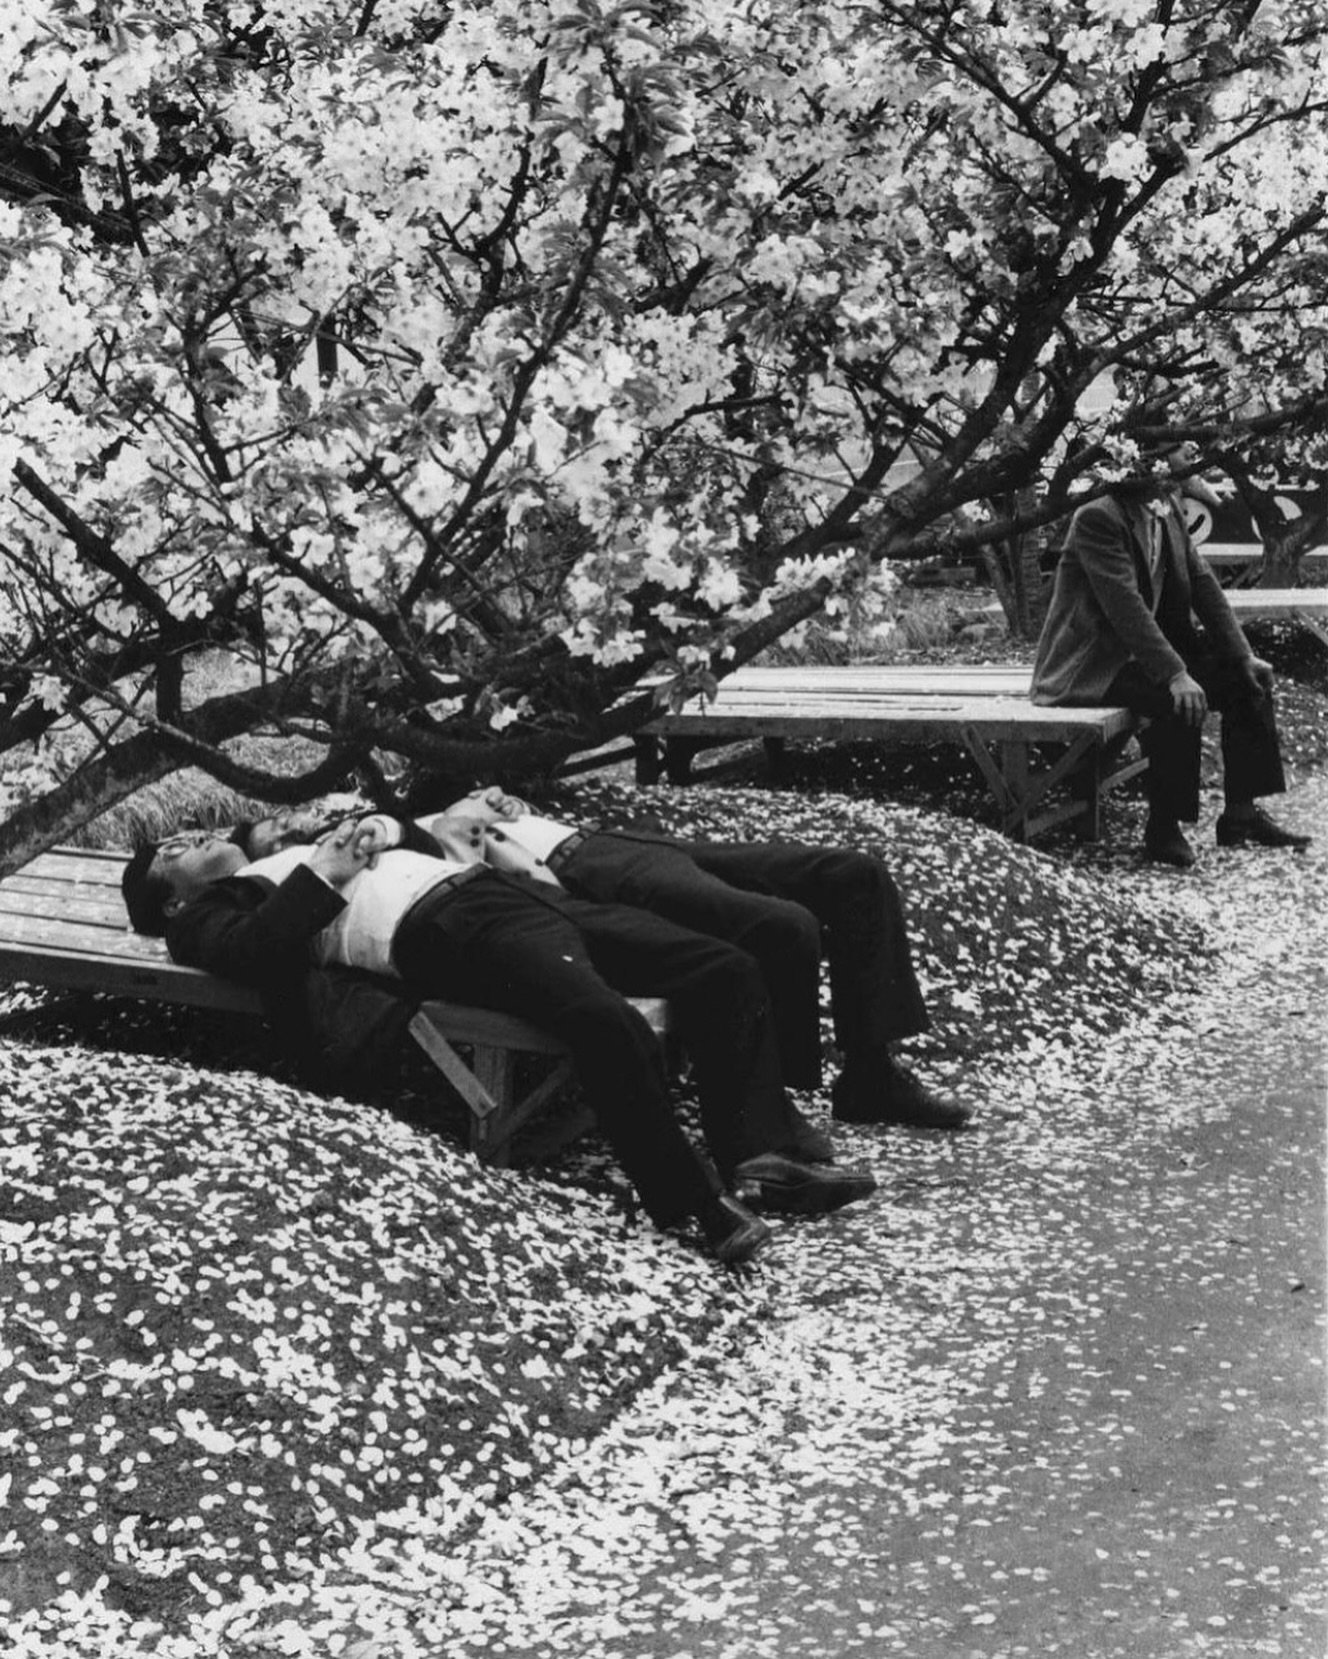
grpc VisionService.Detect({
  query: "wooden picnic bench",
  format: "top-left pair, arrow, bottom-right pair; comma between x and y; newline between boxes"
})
0,846 -> 669,1168
1199,548 -> 1327,589
634,665 -> 1146,843
1219,586 -> 1328,649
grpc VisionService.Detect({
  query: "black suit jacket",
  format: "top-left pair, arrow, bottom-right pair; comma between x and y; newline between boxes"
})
166,821 -> 441,1092
1032,490 -> 1251,705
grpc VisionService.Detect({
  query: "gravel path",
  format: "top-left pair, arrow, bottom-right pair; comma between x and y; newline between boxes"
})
356,779 -> 1327,1659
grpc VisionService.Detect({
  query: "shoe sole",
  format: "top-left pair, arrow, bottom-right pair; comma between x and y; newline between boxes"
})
747,1173 -> 877,1216
832,1107 -> 973,1131
1216,835 -> 1310,850
716,1223 -> 774,1265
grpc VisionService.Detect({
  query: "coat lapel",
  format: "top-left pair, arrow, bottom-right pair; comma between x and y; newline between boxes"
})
1113,497 -> 1161,606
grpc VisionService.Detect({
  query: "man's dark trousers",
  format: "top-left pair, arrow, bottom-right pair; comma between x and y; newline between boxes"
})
551,834 -> 929,1089
1107,647 -> 1286,824
392,872 -> 826,1221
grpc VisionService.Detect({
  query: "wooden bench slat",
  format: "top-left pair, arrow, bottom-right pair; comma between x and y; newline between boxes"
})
1202,547 -> 1326,563
0,910 -> 171,955
0,886 -> 129,927
17,848 -> 140,882
1221,586 -> 1328,616
714,665 -> 1033,686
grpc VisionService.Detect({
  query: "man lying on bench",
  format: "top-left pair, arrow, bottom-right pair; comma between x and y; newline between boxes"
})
121,815 -> 876,1268
239,796 -> 971,1135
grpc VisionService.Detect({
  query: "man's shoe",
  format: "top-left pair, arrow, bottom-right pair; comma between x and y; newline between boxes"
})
1143,822 -> 1197,868
732,1153 -> 877,1216
695,1192 -> 773,1266
1216,807 -> 1311,851
832,1061 -> 973,1131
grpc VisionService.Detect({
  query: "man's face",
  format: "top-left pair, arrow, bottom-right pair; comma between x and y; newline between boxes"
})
152,830 -> 248,915
1163,442 -> 1200,477
244,807 -> 329,859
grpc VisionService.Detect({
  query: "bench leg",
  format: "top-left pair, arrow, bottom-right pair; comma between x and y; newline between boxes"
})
634,735 -> 663,785
1068,730 -> 1143,841
965,728 -> 1113,843
1071,748 -> 1105,841
665,736 -> 700,783
763,736 -> 789,781
470,1048 -> 585,1167
961,728 -> 1023,837
999,742 -> 1032,842
407,1011 -> 587,1169
469,1045 -> 517,1160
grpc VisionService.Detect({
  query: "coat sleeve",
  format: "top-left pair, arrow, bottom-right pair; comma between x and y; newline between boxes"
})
293,967 -> 420,1093
1184,539 -> 1255,662
165,867 -> 346,987
1071,501 -> 1188,687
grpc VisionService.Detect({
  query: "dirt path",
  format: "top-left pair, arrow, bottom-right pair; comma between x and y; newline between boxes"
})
367,781 -> 1327,1659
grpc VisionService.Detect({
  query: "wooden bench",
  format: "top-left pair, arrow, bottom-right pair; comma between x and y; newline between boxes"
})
1220,586 -> 1328,649
634,665 -> 1145,843
0,847 -> 669,1168
1200,547 -> 1327,589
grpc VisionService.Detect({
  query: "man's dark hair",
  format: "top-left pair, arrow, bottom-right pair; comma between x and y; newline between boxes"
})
121,841 -> 169,936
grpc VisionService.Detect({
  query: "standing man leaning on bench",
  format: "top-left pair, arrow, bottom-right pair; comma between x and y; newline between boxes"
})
122,817 -> 877,1267
1032,441 -> 1310,868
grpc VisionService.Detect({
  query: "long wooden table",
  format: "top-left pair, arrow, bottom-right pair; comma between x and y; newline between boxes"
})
635,665 -> 1145,843
0,847 -> 668,1167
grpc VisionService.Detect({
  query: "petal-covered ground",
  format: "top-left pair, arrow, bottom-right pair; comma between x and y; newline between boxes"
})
2,671 -> 1324,1656
369,782 -> 1323,1659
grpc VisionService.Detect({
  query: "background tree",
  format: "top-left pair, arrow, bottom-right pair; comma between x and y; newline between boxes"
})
0,0 -> 1324,871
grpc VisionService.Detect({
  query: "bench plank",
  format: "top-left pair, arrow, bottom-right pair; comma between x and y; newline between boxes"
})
1202,546 -> 1326,565
1221,587 -> 1328,650
0,848 -> 669,1166
1221,586 -> 1328,615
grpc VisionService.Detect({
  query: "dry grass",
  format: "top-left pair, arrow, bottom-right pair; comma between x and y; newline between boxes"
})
11,651 -> 339,852
69,771 -> 281,853
754,584 -> 1001,667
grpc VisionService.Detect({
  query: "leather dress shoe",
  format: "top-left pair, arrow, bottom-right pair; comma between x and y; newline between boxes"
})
832,1061 -> 973,1131
732,1153 -> 877,1215
1143,822 -> 1197,868
1216,807 -> 1311,851
695,1192 -> 772,1266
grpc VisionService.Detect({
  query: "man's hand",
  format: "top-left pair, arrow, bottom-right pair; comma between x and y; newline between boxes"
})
308,818 -> 379,888
1240,655 -> 1275,697
427,806 -> 491,865
1167,670 -> 1208,728
455,785 -> 527,822
426,787 -> 526,855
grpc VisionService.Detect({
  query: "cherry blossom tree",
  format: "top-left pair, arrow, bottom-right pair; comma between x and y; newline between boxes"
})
0,0 -> 1324,867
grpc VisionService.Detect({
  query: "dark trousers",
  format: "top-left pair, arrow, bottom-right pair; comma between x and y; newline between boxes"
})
557,834 -> 929,1089
1107,646 -> 1287,824
392,873 -> 823,1221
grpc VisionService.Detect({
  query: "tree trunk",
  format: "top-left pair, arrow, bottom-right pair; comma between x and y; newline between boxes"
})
984,489 -> 1051,640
